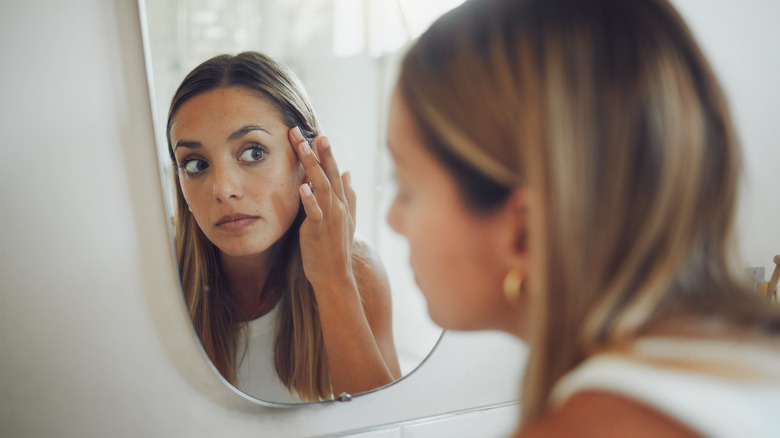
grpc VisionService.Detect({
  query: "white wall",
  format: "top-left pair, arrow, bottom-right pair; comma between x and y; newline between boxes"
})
1,1 -> 778,438
674,0 -> 780,278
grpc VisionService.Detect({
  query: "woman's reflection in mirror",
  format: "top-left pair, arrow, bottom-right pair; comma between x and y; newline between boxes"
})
167,52 -> 400,402
387,0 -> 780,436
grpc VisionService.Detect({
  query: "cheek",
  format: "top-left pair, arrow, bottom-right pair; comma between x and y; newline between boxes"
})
254,169 -> 303,222
406,200 -> 462,295
407,200 -> 506,330
179,179 -> 206,216
293,162 -> 306,187
281,164 -> 305,201
413,220 -> 468,282
279,181 -> 302,213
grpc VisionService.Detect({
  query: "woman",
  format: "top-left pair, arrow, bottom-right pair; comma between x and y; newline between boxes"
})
387,0 -> 780,436
167,52 -> 400,402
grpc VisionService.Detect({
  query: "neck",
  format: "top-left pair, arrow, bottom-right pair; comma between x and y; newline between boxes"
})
219,243 -> 284,322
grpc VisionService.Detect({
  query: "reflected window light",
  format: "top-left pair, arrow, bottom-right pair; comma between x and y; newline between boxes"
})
234,27 -> 250,47
366,0 -> 407,57
332,0 -> 466,58
397,0 -> 466,38
333,0 -> 366,57
203,25 -> 226,40
190,9 -> 219,24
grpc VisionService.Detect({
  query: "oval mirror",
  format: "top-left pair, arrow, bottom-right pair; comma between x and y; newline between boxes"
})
141,0 -> 460,404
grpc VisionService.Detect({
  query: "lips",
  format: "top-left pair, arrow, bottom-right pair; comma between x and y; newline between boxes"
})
215,213 -> 259,231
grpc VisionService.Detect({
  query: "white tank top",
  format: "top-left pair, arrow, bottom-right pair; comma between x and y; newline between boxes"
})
234,303 -> 302,403
550,337 -> 780,438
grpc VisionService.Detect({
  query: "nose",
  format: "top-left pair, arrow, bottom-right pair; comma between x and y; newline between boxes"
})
386,197 -> 404,235
212,164 -> 241,202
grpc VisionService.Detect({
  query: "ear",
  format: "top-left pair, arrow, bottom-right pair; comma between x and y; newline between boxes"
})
498,188 -> 530,270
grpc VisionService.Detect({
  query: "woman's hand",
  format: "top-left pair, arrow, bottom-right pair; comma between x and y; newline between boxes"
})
289,126 -> 356,290
289,126 -> 398,397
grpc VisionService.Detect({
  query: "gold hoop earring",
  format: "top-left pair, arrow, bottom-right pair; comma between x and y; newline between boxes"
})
503,269 -> 523,304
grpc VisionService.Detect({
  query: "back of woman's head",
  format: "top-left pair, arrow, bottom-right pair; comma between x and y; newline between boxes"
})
401,0 -> 779,420
166,51 -> 320,162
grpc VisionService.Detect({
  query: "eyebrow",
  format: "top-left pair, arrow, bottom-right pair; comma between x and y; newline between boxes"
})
173,140 -> 201,151
174,125 -> 272,152
228,125 -> 272,141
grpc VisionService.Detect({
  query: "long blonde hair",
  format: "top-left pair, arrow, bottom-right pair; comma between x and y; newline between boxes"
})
400,0 -> 780,423
167,52 -> 331,401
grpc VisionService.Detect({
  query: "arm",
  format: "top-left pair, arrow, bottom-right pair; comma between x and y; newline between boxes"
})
289,127 -> 398,396
352,236 -> 402,380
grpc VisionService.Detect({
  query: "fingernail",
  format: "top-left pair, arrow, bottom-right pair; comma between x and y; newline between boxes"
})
344,171 -> 352,187
320,136 -> 330,150
291,126 -> 304,141
301,182 -> 312,196
299,141 -> 312,156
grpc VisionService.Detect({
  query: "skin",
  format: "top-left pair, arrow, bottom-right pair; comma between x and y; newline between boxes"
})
171,86 -> 400,396
385,89 -> 529,336
518,391 -> 700,438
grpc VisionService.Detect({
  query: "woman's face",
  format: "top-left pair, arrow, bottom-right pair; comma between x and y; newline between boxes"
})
386,89 -> 524,334
170,86 -> 305,259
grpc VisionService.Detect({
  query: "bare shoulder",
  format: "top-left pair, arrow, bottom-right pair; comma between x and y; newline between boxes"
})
350,235 -> 401,377
518,391 -> 700,438
350,235 -> 391,305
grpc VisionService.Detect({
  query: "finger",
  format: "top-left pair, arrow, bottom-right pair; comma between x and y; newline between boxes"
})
342,171 -> 356,223
313,136 -> 346,202
300,182 -> 323,228
289,126 -> 318,164
290,127 -> 332,209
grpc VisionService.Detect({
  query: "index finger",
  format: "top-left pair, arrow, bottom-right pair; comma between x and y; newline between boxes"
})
313,135 -> 347,203
290,127 -> 333,207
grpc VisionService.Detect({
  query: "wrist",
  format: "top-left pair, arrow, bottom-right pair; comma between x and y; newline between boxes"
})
309,269 -> 357,297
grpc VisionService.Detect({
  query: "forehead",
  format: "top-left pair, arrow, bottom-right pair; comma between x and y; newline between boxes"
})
387,89 -> 427,163
387,90 -> 410,152
170,86 -> 285,138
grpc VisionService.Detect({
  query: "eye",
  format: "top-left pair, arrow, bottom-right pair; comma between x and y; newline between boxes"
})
181,158 -> 208,175
239,145 -> 267,163
391,170 -> 411,203
395,185 -> 410,203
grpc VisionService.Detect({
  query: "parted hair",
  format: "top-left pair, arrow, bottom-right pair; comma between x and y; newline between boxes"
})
167,51 -> 332,401
399,0 -> 780,423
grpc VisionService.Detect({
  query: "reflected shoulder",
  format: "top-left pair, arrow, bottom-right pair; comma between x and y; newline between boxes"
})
351,235 -> 391,303
350,235 -> 401,378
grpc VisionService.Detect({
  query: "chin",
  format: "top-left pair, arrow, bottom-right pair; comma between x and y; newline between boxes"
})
213,241 -> 269,258
427,307 -> 465,331
428,306 -> 497,332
